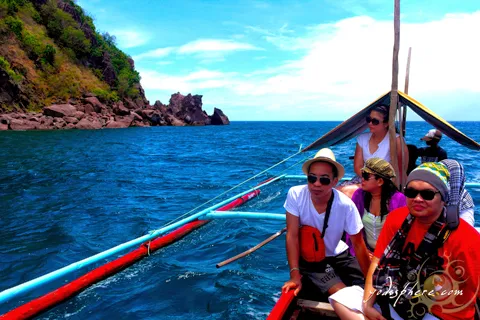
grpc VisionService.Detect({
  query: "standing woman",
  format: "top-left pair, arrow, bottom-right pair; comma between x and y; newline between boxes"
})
354,105 -> 409,180
346,157 -> 406,255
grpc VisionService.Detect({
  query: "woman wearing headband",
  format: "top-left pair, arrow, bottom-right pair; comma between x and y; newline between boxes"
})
346,157 -> 406,255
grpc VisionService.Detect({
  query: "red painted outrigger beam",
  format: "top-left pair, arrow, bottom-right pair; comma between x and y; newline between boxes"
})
1,190 -> 260,320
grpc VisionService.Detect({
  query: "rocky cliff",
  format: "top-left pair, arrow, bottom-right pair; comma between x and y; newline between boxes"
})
0,92 -> 229,130
0,0 -> 229,130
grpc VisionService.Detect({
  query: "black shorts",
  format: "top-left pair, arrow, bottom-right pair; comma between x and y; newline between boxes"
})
299,250 -> 365,295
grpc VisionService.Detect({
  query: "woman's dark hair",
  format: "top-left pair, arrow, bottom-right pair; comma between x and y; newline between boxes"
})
364,177 -> 398,221
371,105 -> 389,122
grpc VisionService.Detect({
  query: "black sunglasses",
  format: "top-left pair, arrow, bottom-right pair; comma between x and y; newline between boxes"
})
361,171 -> 377,181
307,175 -> 331,185
404,187 -> 440,201
366,116 -> 383,126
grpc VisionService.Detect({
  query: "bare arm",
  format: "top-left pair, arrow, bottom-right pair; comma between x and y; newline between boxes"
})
282,212 -> 302,295
286,212 -> 300,271
354,143 -> 364,177
349,232 -> 371,276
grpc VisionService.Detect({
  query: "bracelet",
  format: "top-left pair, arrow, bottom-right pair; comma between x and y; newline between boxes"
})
290,267 -> 300,273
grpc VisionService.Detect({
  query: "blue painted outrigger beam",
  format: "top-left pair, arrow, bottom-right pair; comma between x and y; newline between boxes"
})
205,211 -> 286,221
0,174 -> 286,304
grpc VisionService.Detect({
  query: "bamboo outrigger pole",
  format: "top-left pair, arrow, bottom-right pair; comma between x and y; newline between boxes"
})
389,0 -> 401,187
216,227 -> 287,268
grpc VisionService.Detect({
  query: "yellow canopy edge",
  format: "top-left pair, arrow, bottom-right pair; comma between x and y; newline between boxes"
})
302,91 -> 480,152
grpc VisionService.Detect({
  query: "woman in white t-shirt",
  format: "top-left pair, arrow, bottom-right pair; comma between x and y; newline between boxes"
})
353,105 -> 408,181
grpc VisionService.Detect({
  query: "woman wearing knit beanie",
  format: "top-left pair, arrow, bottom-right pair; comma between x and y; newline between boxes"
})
331,162 -> 480,320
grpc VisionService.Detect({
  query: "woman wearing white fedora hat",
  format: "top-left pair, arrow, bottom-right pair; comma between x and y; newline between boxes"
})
282,148 -> 371,300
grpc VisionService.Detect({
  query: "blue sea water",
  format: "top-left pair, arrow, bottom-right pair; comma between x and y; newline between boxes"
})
1,121 -> 479,319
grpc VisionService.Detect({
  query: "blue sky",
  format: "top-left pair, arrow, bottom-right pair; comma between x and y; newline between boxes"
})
77,0 -> 480,121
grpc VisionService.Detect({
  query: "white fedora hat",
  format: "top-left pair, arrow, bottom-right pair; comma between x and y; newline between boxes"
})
301,148 -> 345,180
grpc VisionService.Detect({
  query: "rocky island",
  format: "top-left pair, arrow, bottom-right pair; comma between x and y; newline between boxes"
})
0,0 -> 229,131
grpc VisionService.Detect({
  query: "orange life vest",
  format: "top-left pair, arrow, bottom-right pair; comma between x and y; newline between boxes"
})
298,191 -> 335,263
299,225 -> 326,262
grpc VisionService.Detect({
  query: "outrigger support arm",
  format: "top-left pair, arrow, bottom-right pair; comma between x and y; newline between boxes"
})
216,227 -> 287,268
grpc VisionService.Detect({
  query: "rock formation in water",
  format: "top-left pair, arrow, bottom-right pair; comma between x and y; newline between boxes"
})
0,92 -> 230,130
0,0 -> 229,130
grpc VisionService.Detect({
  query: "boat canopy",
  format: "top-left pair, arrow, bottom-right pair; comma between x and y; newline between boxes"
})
302,91 -> 480,152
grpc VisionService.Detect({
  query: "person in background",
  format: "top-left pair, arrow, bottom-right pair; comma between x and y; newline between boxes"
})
418,129 -> 448,163
440,159 -> 475,226
406,144 -> 419,175
339,105 -> 409,199
354,105 -> 408,182
346,158 -> 406,256
282,148 -> 370,300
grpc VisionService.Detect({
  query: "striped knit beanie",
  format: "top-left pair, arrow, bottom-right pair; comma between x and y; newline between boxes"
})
406,162 -> 450,201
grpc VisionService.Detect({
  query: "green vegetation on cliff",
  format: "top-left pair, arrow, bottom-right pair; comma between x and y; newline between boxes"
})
0,0 -> 143,111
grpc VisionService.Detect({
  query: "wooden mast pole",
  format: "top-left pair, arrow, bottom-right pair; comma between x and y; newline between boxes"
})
401,47 -> 412,136
399,47 -> 412,185
389,0 -> 401,187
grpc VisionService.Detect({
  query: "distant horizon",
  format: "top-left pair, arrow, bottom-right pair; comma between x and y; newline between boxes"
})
227,120 -> 480,122
227,115 -> 480,123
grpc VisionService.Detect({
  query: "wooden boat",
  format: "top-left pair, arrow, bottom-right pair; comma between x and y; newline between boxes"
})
264,89 -> 480,320
267,282 -> 339,319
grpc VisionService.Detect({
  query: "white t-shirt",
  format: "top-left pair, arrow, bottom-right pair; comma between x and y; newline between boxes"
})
284,186 -> 363,257
356,132 -> 399,162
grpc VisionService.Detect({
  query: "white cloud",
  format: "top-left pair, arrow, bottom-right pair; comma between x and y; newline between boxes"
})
246,24 -> 315,51
178,39 -> 261,54
112,30 -> 150,49
139,69 -> 235,93
134,47 -> 175,60
133,39 -> 260,63
251,1 -> 271,9
184,70 -> 230,81
240,12 -> 480,107
142,11 -> 480,120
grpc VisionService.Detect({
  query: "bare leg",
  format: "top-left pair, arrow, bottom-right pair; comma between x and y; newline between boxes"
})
330,300 -> 365,320
336,184 -> 360,199
327,282 -> 347,295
